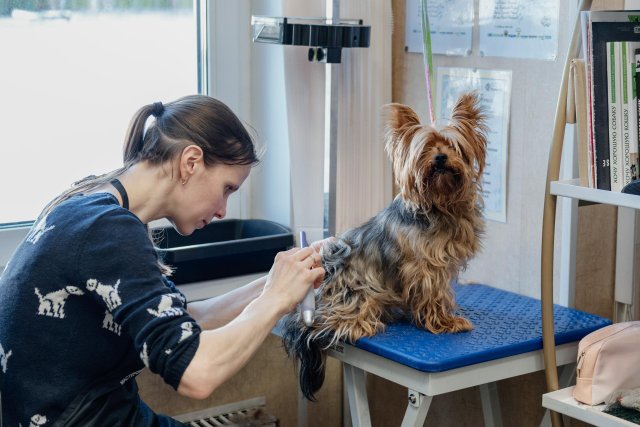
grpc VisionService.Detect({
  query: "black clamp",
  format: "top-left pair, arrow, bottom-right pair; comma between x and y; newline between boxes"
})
252,16 -> 371,64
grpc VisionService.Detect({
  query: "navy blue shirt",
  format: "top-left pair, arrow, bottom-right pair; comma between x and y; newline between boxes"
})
0,193 -> 201,426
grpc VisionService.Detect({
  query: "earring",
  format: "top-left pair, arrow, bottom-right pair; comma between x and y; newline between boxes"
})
181,178 -> 188,185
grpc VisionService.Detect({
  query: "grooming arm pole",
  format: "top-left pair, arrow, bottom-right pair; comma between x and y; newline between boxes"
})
324,0 -> 339,238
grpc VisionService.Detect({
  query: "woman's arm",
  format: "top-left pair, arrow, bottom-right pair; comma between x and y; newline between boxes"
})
177,246 -> 324,399
186,236 -> 332,331
186,275 -> 267,330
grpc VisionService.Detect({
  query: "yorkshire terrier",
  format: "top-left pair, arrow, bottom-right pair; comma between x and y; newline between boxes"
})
282,92 -> 488,400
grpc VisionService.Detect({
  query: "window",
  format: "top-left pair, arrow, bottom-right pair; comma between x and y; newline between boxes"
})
0,0 -> 200,224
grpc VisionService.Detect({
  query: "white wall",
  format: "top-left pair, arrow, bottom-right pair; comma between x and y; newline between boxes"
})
248,1 -> 294,228
399,0 -> 576,300
208,1 -> 253,220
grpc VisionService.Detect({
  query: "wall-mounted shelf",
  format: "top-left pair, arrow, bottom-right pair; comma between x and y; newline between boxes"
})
543,387 -> 637,427
541,2 -> 639,427
551,179 -> 640,209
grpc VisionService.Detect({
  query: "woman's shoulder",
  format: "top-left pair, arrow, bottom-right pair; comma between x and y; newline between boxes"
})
56,192 -> 122,214
41,193 -> 147,243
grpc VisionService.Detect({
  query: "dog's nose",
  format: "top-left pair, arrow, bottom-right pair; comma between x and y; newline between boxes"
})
434,153 -> 447,165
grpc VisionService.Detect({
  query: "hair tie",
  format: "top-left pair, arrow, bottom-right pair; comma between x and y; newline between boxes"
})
151,102 -> 164,117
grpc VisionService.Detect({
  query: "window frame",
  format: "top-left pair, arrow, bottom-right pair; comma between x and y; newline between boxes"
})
0,1 -> 212,267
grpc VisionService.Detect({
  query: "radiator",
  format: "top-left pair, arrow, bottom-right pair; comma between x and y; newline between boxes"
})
174,396 -> 277,427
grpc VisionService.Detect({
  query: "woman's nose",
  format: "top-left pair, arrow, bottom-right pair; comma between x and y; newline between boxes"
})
214,205 -> 227,219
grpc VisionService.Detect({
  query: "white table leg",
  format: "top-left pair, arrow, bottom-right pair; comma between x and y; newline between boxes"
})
479,382 -> 503,427
343,363 -> 372,427
401,390 -> 432,427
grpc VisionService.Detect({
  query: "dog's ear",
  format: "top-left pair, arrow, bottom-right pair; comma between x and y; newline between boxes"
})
383,103 -> 421,131
382,103 -> 421,155
449,92 -> 488,176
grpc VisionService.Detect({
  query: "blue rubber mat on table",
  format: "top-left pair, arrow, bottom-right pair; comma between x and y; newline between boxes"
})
354,283 -> 611,373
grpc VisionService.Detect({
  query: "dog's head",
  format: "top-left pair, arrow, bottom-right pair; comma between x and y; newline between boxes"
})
383,92 -> 487,211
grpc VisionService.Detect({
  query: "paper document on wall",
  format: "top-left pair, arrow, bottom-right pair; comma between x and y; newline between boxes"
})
436,67 -> 512,223
478,0 -> 559,60
405,0 -> 473,55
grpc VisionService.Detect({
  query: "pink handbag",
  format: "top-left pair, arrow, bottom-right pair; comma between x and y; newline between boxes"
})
573,321 -> 640,405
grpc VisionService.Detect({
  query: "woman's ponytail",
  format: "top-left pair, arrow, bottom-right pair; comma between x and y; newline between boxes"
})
122,103 -> 159,164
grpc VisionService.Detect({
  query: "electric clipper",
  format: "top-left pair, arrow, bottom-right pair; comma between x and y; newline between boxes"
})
299,230 -> 315,326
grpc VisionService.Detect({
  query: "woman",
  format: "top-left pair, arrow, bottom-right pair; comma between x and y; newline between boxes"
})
0,95 -> 324,426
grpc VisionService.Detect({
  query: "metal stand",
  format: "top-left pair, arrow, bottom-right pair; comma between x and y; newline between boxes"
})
324,0 -> 339,238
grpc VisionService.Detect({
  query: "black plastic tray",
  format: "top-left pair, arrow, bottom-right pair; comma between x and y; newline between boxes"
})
155,219 -> 293,284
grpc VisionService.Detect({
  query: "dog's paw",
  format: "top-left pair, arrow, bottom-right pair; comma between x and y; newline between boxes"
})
414,313 -> 473,334
448,316 -> 473,333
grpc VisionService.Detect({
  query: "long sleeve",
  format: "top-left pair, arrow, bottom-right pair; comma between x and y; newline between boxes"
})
77,208 -> 201,389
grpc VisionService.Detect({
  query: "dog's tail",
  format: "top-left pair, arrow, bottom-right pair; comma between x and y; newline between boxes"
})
281,238 -> 352,401
281,313 -> 332,401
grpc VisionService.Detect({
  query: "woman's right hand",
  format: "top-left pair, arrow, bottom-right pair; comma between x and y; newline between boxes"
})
261,247 -> 325,316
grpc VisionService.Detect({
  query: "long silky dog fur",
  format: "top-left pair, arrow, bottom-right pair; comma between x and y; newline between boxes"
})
282,92 -> 488,400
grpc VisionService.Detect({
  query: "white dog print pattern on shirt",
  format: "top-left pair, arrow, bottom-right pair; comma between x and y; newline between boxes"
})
140,342 -> 150,368
178,322 -> 194,343
0,341 -> 12,373
86,278 -> 122,311
26,215 -> 55,244
28,414 -> 47,427
164,322 -> 195,355
34,286 -> 84,319
102,310 -> 122,335
147,294 -> 184,318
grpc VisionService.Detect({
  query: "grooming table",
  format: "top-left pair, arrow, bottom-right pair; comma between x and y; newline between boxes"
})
326,283 -> 611,427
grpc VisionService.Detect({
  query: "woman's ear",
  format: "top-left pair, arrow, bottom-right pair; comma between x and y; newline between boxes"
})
180,145 -> 204,183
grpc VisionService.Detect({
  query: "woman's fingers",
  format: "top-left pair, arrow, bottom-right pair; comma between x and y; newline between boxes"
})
301,252 -> 322,269
311,266 -> 325,289
292,246 -> 314,260
281,246 -> 322,269
311,236 -> 336,253
302,255 -> 315,269
266,247 -> 325,308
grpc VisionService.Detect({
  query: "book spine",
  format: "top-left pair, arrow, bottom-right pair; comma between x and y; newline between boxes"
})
607,41 -> 622,191
582,11 -> 596,188
573,59 -> 589,187
592,22 -> 611,190
624,42 -> 640,184
620,42 -> 634,187
635,46 -> 640,182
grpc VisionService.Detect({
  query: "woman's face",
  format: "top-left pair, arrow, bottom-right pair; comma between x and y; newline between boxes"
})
171,162 -> 251,236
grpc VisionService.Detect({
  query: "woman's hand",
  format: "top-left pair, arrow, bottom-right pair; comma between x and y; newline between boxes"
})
310,236 -> 335,254
262,247 -> 324,316
309,236 -> 335,288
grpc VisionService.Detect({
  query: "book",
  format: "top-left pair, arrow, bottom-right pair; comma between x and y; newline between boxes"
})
587,12 -> 640,190
635,46 -> 640,181
581,11 -> 596,188
606,41 -> 622,191
621,42 -> 640,186
571,58 -> 590,187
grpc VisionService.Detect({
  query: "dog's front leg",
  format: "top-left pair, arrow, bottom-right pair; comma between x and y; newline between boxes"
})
401,264 -> 473,334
